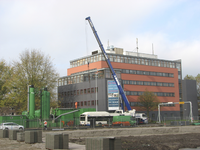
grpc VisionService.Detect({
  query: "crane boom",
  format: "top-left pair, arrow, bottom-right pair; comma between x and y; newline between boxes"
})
85,16 -> 131,111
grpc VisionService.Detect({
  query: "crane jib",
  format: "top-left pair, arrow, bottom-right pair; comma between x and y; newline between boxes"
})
85,16 -> 132,111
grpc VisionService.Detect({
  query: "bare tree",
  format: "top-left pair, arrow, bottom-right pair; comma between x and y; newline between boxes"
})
137,89 -> 160,120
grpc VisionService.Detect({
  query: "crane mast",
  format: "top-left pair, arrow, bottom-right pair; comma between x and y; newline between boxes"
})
85,16 -> 131,111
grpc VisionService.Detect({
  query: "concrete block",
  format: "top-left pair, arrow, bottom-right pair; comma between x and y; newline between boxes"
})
45,133 -> 69,149
17,132 -> 25,142
113,137 -> 122,150
9,130 -> 20,140
0,130 -> 9,138
25,131 -> 35,144
86,137 -> 116,150
46,133 -> 60,149
63,133 -> 69,149
35,130 -> 42,143
25,130 -> 42,144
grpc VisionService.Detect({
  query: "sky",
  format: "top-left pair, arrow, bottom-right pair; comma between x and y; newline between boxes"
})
0,0 -> 200,79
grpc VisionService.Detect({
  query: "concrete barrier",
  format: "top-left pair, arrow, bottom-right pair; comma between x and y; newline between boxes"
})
45,133 -> 69,149
25,130 -> 42,144
86,137 -> 121,150
17,132 -> 25,142
0,130 -> 9,138
9,130 -> 21,140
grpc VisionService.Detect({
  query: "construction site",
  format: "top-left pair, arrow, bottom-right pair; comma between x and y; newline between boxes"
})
0,17 -> 200,150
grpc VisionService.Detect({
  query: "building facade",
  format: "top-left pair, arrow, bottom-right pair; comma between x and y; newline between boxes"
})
58,47 -> 183,120
182,79 -> 198,119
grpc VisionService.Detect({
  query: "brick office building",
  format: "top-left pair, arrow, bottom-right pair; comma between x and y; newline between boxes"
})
58,47 -> 183,120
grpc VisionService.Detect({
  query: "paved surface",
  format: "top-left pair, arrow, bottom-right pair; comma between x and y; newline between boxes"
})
69,143 -> 85,150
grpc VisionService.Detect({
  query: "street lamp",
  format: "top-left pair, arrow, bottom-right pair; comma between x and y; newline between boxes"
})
95,72 -> 98,112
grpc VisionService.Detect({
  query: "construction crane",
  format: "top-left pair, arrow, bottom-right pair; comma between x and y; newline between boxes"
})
85,16 -> 132,111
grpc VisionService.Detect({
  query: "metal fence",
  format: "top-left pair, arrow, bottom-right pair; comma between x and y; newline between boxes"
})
158,116 -> 200,126
1,116 -> 200,130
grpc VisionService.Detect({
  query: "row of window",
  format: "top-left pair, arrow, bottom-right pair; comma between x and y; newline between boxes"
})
58,70 -> 105,86
123,80 -> 174,87
62,100 -> 98,108
122,69 -> 174,77
130,102 -> 175,107
58,87 -> 98,98
125,91 -> 175,97
70,53 -> 181,71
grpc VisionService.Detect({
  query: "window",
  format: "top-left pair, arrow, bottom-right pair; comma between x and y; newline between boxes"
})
126,91 -> 130,95
84,89 -> 87,94
163,83 -> 168,86
157,72 -> 163,76
137,59 -> 140,64
150,72 -> 156,76
169,73 -> 174,77
87,88 -> 90,93
163,73 -> 169,77
145,59 -> 148,65
141,59 -> 144,65
91,88 -> 94,93
125,70 -> 129,74
80,89 -> 83,94
137,81 -> 143,85
135,58 -> 137,64
156,82 -> 162,86
133,92 -> 137,95
84,101 -> 87,106
144,81 -> 150,85
77,90 -> 79,95
143,71 -> 149,75
150,82 -> 156,86
81,101 -> 83,106
91,56 -> 94,63
88,101 -> 90,106
91,100 -> 94,106
128,57 -> 131,63
124,57 -> 128,63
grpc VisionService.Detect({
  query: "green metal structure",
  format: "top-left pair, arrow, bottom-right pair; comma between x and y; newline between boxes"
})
29,85 -> 35,119
0,85 -> 97,129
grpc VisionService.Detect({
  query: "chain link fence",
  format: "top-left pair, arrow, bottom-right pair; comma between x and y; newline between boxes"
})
159,116 -> 200,126
1,116 -> 200,130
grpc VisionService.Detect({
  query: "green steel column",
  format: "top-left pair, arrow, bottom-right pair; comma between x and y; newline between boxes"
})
29,85 -> 35,119
42,88 -> 47,120
46,91 -> 50,119
40,89 -> 42,119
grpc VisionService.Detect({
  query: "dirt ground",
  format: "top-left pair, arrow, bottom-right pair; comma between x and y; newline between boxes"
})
69,133 -> 200,150
1,133 -> 200,150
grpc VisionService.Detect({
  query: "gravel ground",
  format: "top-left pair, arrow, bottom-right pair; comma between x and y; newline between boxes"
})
69,133 -> 200,150
1,131 -> 200,150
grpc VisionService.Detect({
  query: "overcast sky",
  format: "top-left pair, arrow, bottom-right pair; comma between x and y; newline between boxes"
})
0,0 -> 200,79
